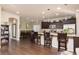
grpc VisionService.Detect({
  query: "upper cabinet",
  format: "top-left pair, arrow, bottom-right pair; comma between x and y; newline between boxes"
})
63,17 -> 76,24
41,17 -> 76,29
41,22 -> 50,29
41,20 -> 63,29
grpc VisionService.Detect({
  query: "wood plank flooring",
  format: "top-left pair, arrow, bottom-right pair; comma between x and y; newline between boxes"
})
0,39 -> 59,55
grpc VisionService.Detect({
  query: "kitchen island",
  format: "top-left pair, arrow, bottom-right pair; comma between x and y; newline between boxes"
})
38,32 -> 79,54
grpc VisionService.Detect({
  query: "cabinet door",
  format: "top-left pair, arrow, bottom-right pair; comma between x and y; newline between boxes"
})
41,22 -> 50,29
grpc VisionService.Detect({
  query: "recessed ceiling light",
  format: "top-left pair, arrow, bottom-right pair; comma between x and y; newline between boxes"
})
57,7 -> 61,10
42,11 -> 45,14
76,10 -> 79,12
16,11 -> 20,14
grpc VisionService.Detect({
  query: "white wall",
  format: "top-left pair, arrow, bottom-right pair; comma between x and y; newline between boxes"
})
20,19 -> 33,31
0,6 -> 1,42
1,11 -> 19,24
0,6 -> 1,24
33,25 -> 41,32
1,11 -> 20,41
20,18 -> 41,31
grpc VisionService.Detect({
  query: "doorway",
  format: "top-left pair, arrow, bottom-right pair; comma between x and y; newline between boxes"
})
9,18 -> 17,40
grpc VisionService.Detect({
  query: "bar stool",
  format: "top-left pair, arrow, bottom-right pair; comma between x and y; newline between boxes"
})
30,31 -> 35,43
73,37 -> 79,55
34,32 -> 41,45
44,32 -> 52,47
34,32 -> 38,44
20,31 -> 25,39
57,33 -> 67,51
37,35 -> 41,45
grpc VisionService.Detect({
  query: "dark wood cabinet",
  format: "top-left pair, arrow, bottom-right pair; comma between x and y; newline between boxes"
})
1,25 -> 9,47
41,21 -> 63,29
53,20 -> 63,29
63,18 -> 76,24
41,17 -> 76,29
41,22 -> 50,29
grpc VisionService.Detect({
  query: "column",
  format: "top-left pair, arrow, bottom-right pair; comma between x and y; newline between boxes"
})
16,16 -> 20,41
76,12 -> 79,36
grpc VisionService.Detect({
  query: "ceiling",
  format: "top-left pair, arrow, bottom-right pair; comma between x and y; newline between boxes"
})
0,4 -> 79,20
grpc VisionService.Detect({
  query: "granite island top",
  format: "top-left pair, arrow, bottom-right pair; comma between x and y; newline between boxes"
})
38,32 -> 76,38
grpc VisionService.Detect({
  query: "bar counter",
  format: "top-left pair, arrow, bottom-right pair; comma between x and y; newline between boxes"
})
38,32 -> 79,54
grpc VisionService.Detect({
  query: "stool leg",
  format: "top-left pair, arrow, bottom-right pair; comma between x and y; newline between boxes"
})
65,42 -> 67,50
58,42 -> 60,51
74,47 -> 76,55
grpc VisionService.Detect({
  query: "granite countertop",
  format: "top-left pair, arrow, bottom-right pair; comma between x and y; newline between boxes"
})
38,32 -> 76,37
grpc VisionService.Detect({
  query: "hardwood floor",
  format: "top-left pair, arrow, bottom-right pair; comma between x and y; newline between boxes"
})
0,38 -> 59,55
